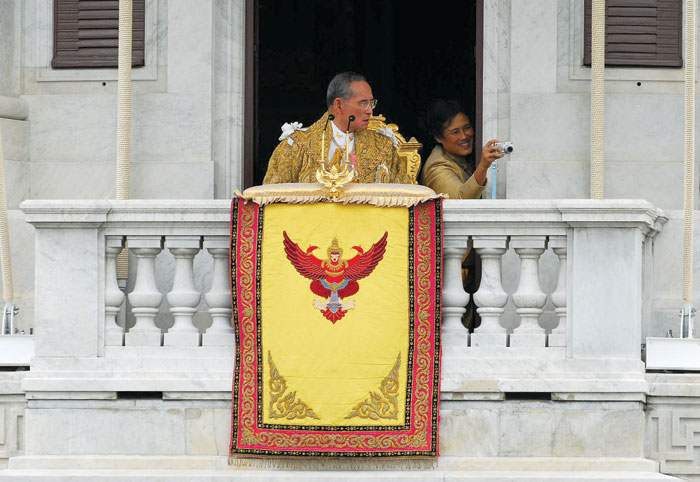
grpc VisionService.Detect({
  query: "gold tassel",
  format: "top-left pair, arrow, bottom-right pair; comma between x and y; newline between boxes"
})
228,456 -> 438,471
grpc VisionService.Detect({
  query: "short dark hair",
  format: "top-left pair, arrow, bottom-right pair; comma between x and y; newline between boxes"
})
426,99 -> 466,139
326,72 -> 367,108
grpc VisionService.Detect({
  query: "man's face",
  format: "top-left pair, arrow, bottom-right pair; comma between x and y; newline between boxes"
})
330,252 -> 340,263
336,81 -> 375,132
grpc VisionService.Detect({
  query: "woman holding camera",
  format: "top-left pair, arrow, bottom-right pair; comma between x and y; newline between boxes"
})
420,99 -> 503,199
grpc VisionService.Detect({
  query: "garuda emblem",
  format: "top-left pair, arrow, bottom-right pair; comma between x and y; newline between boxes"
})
283,231 -> 388,323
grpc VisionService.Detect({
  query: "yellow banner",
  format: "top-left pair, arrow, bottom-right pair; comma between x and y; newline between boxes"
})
260,203 -> 409,426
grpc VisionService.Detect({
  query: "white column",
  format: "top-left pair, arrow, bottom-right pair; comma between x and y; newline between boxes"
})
203,236 -> 234,346
510,236 -> 547,347
125,236 -> 163,346
164,236 -> 202,346
442,238 -> 470,352
105,236 -> 126,346
549,235 -> 567,347
472,235 -> 509,347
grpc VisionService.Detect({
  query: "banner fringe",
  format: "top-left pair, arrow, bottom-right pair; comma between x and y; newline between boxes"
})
235,183 -> 444,208
228,456 -> 438,471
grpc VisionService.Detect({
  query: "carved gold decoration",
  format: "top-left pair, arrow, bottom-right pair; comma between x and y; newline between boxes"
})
345,353 -> 401,420
268,351 -> 320,420
315,164 -> 355,198
368,114 -> 422,184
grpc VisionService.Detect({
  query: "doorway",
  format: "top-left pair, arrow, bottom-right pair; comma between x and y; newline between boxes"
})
246,0 -> 481,187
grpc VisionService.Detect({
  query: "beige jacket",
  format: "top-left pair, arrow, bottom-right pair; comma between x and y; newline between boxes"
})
420,145 -> 486,199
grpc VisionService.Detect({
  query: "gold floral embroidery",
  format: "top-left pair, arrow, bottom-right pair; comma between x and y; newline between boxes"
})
268,351 -> 320,420
410,200 -> 437,445
263,112 -> 411,185
233,200 -> 261,445
345,353 -> 401,420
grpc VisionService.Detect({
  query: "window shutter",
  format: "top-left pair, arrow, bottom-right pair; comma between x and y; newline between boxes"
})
52,0 -> 145,68
584,0 -> 682,68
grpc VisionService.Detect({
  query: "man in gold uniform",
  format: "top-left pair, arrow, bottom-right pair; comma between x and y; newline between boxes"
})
263,72 -> 411,184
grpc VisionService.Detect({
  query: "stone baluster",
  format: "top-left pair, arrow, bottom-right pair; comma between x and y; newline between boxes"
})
164,236 -> 202,346
510,236 -> 548,347
471,236 -> 509,346
548,235 -> 567,347
442,237 -> 471,352
125,236 -> 164,346
105,236 -> 125,346
202,236 -> 235,346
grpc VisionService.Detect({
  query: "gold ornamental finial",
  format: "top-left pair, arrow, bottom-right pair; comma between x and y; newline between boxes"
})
315,164 -> 355,198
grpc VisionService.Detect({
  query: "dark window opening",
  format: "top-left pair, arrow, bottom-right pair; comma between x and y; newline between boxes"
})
505,392 -> 553,401
116,391 -> 163,399
250,0 -> 480,186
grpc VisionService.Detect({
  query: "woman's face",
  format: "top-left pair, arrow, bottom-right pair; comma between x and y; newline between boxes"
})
436,113 -> 474,157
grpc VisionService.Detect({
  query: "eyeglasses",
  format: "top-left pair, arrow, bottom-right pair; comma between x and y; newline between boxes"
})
346,98 -> 378,110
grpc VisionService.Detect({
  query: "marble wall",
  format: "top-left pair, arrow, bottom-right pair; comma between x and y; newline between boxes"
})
0,0 -> 17,98
0,373 -> 26,464
484,0 -> 700,351
491,0 -> 695,210
19,0 -> 245,200
20,399 -> 645,459
0,1 -> 31,332
646,374 -> 700,481
0,0 -> 248,331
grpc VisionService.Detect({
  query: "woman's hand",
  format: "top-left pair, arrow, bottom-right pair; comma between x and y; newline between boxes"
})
474,139 -> 504,186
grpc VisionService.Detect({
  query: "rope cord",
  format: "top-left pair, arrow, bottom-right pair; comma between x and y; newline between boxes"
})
117,0 -> 132,201
590,0 -> 605,199
116,0 -> 133,279
683,0 -> 696,302
0,124 -> 13,302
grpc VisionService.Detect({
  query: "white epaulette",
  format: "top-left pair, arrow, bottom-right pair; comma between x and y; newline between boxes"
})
375,126 -> 399,147
278,121 -> 308,146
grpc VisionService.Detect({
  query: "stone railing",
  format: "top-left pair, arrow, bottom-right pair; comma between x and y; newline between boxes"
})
442,199 -> 666,352
19,199 -> 666,398
104,232 -> 233,348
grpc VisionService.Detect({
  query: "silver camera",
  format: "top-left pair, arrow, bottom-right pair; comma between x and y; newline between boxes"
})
494,141 -> 514,154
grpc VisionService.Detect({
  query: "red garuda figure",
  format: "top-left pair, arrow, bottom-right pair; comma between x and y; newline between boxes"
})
282,231 -> 388,323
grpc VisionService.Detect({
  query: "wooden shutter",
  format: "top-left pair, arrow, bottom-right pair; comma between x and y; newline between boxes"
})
52,0 -> 145,68
584,0 -> 682,68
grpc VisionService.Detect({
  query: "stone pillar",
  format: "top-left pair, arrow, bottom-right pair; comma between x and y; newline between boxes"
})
164,236 -> 202,346
510,236 -> 547,347
549,235 -> 567,347
561,200 -> 659,359
125,235 -> 164,346
472,235 -> 509,347
25,201 -> 110,357
442,238 -> 470,352
202,235 -> 234,346
104,236 -> 125,346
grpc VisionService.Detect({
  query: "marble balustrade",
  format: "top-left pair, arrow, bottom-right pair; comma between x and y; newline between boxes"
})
443,230 -> 564,350
18,198 -> 667,395
441,199 -> 666,358
103,233 -> 234,348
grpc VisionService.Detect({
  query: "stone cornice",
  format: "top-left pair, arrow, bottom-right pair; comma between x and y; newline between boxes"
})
443,198 -> 667,237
